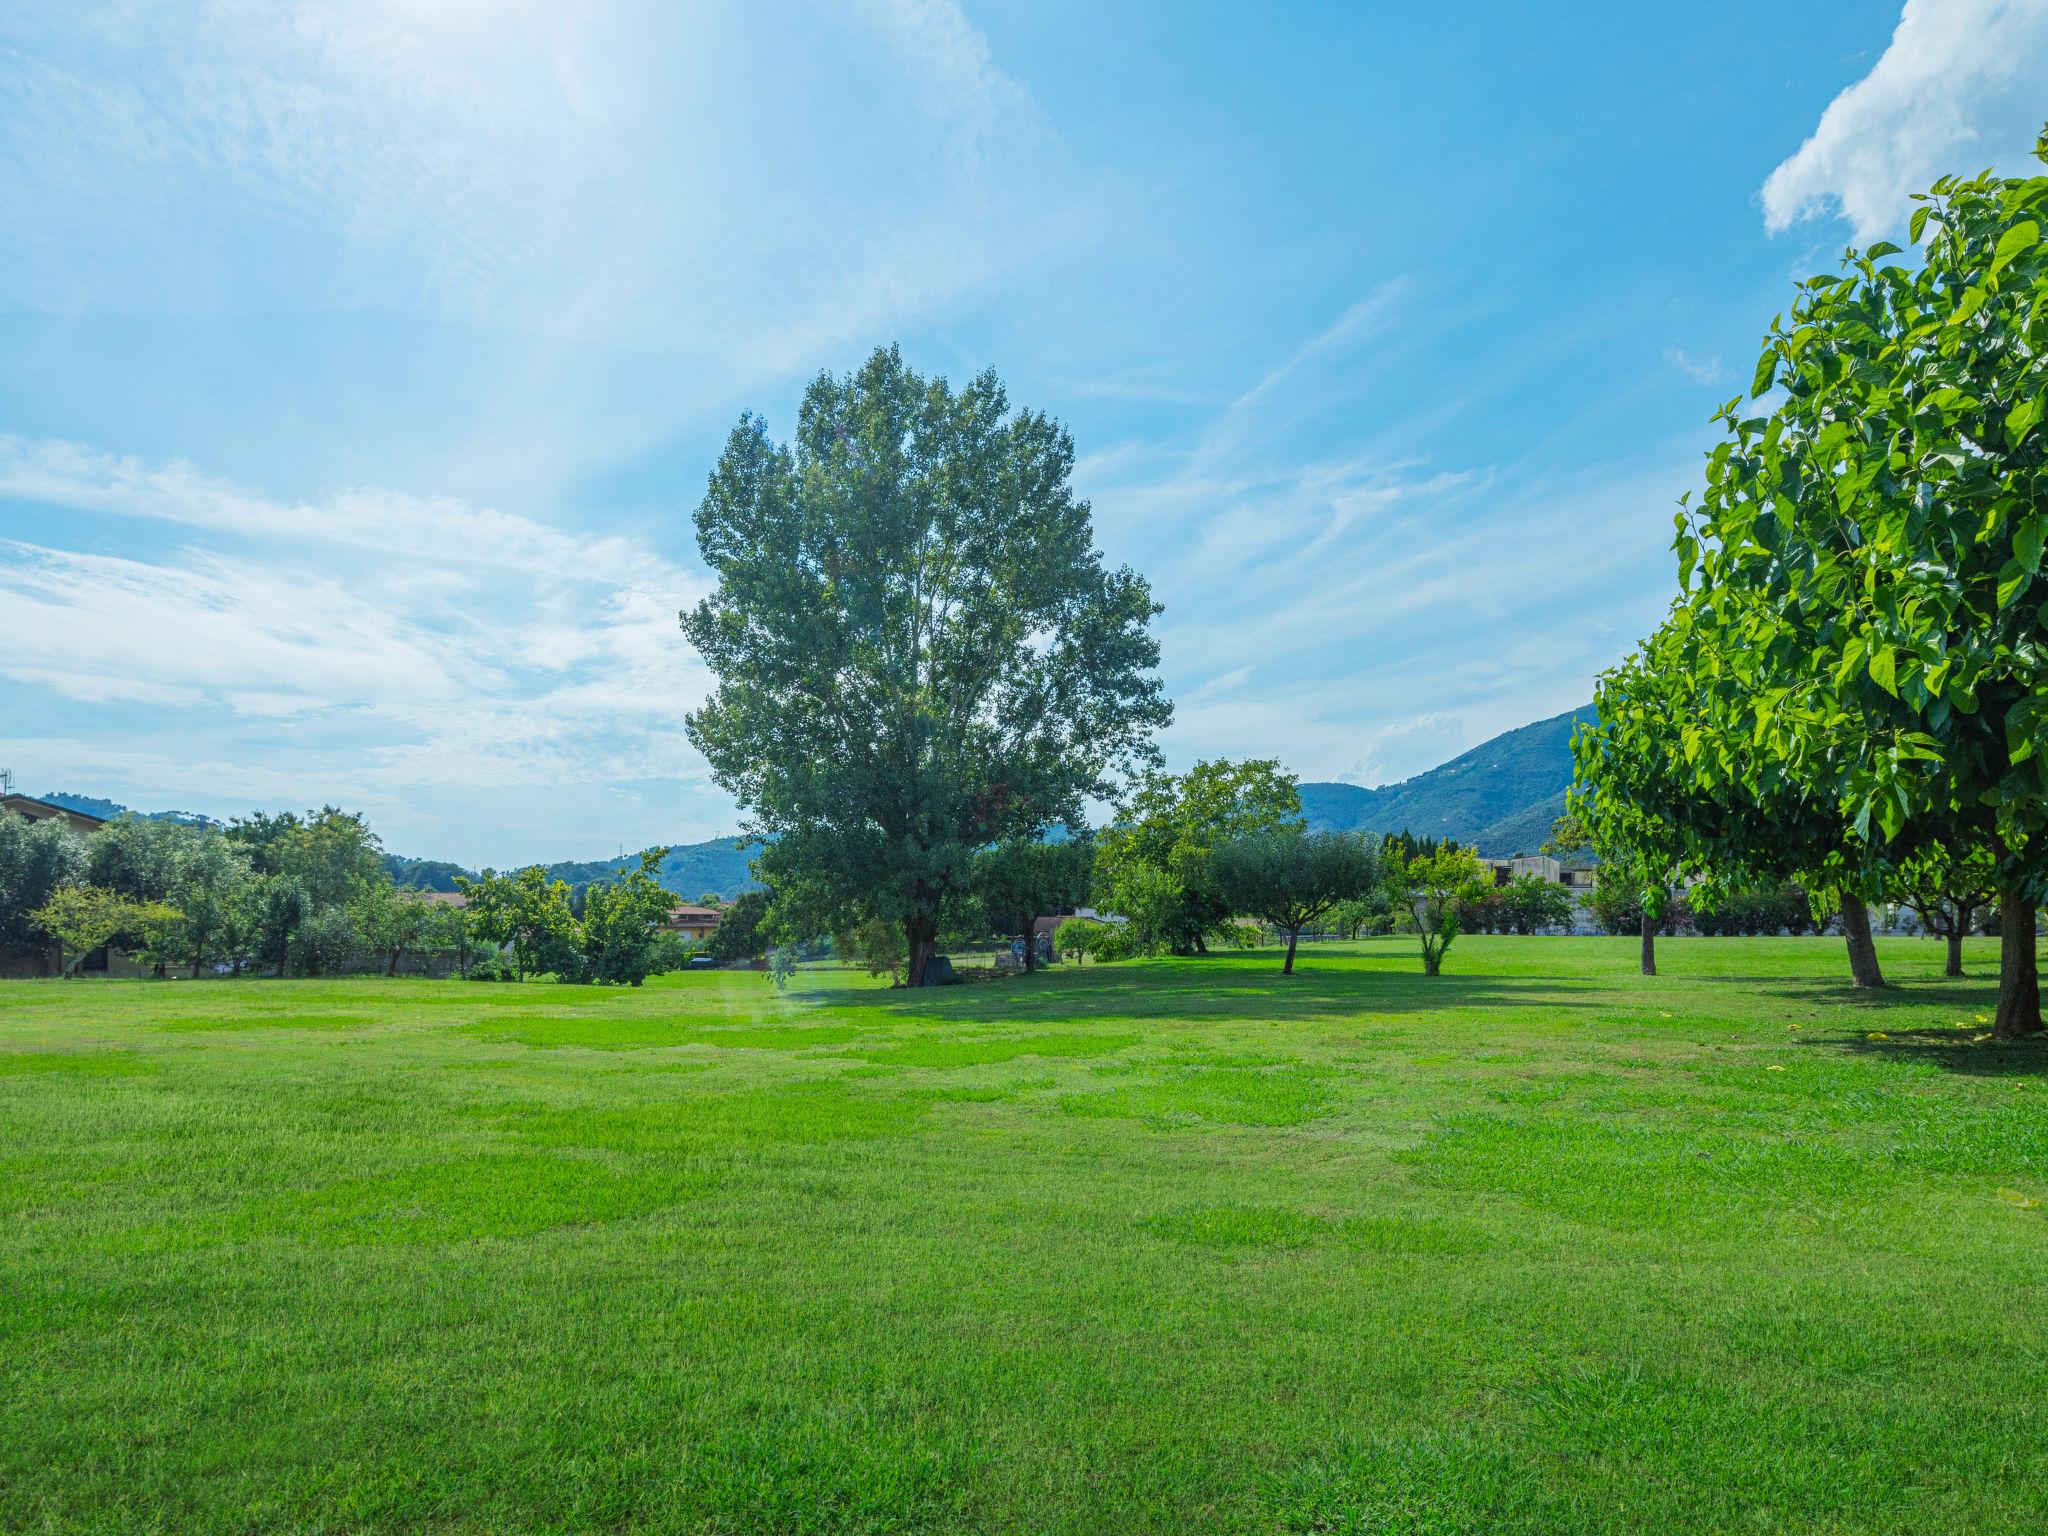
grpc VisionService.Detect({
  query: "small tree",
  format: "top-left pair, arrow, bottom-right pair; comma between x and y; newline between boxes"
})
1053,917 -> 1100,965
31,886 -> 174,977
579,850 -> 679,986
1210,831 -> 1377,975
706,889 -> 771,964
166,834 -> 258,978
971,838 -> 1092,972
1894,845 -> 1998,979
1395,846 -> 1489,976
1096,759 -> 1301,955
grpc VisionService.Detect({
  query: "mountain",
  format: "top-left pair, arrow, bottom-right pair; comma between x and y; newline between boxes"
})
1298,706 -> 1589,855
539,838 -> 760,899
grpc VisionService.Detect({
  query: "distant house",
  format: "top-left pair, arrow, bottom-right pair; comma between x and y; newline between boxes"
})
3,793 -> 108,837
666,904 -> 723,941
1475,853 -> 1562,887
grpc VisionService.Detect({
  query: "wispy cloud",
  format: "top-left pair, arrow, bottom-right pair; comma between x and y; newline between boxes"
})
0,440 -> 721,859
1662,346 -> 1726,387
1761,0 -> 2048,240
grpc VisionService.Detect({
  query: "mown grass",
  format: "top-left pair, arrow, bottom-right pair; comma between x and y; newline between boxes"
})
3,935 -> 2046,1534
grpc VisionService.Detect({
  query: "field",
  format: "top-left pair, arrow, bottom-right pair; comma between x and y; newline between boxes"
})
5,936 -> 2047,1535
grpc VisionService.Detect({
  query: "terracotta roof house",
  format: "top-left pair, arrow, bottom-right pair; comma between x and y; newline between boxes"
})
666,905 -> 723,941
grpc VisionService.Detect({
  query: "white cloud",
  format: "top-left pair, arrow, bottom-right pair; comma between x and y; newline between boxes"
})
1663,346 -> 1726,387
0,440 -> 721,856
1762,0 -> 2048,240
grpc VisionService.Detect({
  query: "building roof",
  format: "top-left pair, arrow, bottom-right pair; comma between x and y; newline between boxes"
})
2,793 -> 108,832
669,905 -> 723,922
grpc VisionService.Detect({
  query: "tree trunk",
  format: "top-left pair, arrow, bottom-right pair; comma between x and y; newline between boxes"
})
1283,927 -> 1299,975
1639,912 -> 1656,977
904,913 -> 938,987
1839,894 -> 1886,989
1994,889 -> 2041,1039
1021,921 -> 1037,973
1946,928 -> 1965,979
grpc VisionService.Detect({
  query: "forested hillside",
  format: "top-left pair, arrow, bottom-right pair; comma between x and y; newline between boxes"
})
1297,706 -> 1588,854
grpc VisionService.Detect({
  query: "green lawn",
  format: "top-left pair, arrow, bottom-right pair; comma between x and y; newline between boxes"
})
4,936 -> 2046,1535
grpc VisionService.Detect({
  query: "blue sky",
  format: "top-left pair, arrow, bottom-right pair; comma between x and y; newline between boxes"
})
4,0 -> 2047,867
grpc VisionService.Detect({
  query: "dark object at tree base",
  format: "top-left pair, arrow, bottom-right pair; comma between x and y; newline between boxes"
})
1994,893 -> 2041,1039
1839,895 -> 1886,989
1639,913 -> 1655,976
911,954 -> 959,987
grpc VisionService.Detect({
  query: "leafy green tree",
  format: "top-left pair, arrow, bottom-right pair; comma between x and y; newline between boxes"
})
1394,845 -> 1489,976
1893,844 -> 1998,979
31,886 -> 176,977
256,879 -> 307,978
229,807 -> 384,911
1052,917 -> 1100,964
0,812 -> 85,968
1210,831 -> 1377,974
420,897 -> 475,978
289,905 -> 360,977
579,850 -> 679,986
1096,759 -> 1301,954
1577,602 -> 1891,983
85,815 -> 193,903
1498,873 -> 1575,935
165,834 -> 259,978
834,915 -> 906,982
680,348 -> 1170,986
1659,140 -> 2048,1034
971,837 -> 1093,972
355,882 -> 431,977
706,889 -> 771,964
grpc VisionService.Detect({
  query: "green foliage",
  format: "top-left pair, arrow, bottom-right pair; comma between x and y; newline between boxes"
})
971,838 -> 1093,970
1625,139 -> 2048,1031
578,850 -> 680,986
84,815 -> 194,902
30,885 -> 177,973
1052,917 -> 1100,964
1097,759 -> 1301,954
1210,831 -> 1377,973
288,905 -> 360,978
705,889 -> 770,964
456,867 -> 581,981
0,813 -> 85,955
1460,873 -> 1576,935
680,346 -> 1170,985
164,834 -> 260,977
229,808 -> 384,910
1393,845 -> 1489,975
834,915 -> 906,983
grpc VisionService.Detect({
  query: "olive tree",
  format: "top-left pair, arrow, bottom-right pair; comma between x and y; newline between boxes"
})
1210,830 -> 1377,974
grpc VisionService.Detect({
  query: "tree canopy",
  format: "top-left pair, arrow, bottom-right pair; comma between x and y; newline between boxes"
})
1210,830 -> 1377,974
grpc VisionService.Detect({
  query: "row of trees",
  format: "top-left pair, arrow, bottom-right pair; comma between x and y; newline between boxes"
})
1573,135 -> 2048,1033
0,804 -> 703,986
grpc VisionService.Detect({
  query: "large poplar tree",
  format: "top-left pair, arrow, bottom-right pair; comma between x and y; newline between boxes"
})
681,347 -> 1170,985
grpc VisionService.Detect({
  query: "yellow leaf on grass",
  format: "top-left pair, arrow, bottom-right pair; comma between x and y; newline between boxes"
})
1787,1023 -> 1802,1030
1767,1064 -> 1786,1072
1866,1031 -> 1890,1041
1997,1188 -> 2040,1210
1976,1014 -> 1990,1023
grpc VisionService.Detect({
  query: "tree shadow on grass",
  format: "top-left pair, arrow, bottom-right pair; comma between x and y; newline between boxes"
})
1804,1027 -> 2048,1078
814,961 -> 1602,1028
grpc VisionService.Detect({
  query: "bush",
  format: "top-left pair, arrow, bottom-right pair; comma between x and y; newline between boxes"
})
645,931 -> 698,976
466,949 -> 516,981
